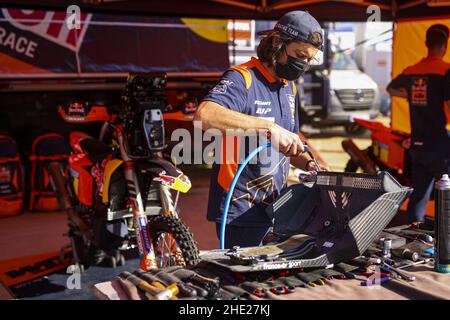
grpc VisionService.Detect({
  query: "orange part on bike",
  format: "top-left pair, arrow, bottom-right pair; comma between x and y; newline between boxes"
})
163,111 -> 194,122
355,119 -> 406,172
69,153 -> 93,206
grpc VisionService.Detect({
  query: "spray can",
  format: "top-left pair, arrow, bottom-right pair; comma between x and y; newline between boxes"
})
434,174 -> 450,273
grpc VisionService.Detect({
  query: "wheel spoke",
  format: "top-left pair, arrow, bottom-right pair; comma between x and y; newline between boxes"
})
156,233 -> 179,268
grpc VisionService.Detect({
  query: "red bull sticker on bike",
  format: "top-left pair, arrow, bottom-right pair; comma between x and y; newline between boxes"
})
154,171 -> 176,187
68,103 -> 86,114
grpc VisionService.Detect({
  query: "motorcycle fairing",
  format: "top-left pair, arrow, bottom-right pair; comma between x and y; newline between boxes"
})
69,131 -> 93,154
102,159 -> 124,204
58,103 -> 112,123
69,153 -> 93,206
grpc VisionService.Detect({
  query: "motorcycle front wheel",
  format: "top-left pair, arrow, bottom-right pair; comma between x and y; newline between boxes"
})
147,214 -> 200,268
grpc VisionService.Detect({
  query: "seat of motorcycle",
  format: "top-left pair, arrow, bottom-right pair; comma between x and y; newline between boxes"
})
79,138 -> 112,163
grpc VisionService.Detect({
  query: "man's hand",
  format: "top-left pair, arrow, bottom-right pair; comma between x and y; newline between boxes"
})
305,160 -> 329,172
268,124 -> 305,157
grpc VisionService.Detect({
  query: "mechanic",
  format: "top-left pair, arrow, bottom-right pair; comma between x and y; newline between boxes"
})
194,11 -> 325,248
387,24 -> 450,224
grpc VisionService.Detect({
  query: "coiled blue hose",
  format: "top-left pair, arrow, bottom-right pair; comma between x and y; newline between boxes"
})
220,142 -> 272,249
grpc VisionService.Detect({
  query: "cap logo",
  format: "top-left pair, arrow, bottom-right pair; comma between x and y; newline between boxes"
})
275,22 -> 299,38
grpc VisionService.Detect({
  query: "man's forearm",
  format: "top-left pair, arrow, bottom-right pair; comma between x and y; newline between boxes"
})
387,87 -> 407,98
194,101 -> 273,133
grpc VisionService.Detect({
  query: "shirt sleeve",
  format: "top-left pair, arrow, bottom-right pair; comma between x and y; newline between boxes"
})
202,69 -> 249,113
387,70 -> 409,90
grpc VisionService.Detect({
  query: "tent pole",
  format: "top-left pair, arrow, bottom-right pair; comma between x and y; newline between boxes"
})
340,0 -> 390,10
261,0 -> 267,12
397,0 -> 427,11
269,0 -> 390,12
269,0 -> 327,12
211,0 -> 258,11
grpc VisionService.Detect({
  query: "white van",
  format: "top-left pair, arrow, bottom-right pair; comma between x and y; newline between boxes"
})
328,51 -> 380,132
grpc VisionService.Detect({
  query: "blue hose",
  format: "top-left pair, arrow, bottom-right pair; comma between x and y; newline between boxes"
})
220,142 -> 272,249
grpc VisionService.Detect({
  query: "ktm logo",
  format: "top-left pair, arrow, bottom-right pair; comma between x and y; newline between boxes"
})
411,77 -> 428,106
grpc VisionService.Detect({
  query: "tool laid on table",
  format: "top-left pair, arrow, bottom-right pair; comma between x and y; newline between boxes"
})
353,256 -> 382,266
397,259 -> 432,270
132,270 -> 167,290
276,275 -> 308,288
293,271 -> 326,287
359,271 -> 392,287
385,228 -> 434,244
133,269 -> 198,298
239,281 -> 268,298
118,271 -> 179,300
381,238 -> 392,258
392,247 -> 420,262
381,262 -> 416,282
167,268 -> 220,299
222,285 -> 260,300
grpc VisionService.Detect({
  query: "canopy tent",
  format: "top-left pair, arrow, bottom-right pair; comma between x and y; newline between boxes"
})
1,0 -> 449,130
0,0 -> 448,21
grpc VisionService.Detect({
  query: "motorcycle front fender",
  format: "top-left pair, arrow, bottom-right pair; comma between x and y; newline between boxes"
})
140,159 -> 192,193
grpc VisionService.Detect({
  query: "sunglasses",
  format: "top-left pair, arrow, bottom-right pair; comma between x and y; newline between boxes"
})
289,48 -> 320,64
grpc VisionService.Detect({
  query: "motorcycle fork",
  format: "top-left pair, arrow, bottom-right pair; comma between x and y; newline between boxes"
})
123,161 -> 158,271
159,184 -> 184,264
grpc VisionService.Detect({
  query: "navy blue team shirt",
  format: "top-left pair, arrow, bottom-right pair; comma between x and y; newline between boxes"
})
202,57 -> 300,227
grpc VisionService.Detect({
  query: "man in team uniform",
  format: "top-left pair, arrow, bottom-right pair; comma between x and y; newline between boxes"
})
194,11 -> 324,248
387,24 -> 450,224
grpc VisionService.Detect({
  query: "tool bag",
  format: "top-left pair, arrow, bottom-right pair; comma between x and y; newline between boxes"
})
0,133 -> 24,217
29,133 -> 70,211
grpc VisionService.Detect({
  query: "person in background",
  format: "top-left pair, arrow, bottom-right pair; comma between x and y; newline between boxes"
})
387,24 -> 450,225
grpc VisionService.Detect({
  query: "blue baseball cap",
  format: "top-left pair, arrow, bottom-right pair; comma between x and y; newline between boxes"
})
258,11 -> 324,50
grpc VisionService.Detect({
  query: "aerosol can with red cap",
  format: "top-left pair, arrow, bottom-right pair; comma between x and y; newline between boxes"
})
435,174 -> 450,273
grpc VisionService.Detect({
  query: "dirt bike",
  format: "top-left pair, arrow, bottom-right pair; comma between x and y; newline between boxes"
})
49,73 -> 200,271
341,118 -> 411,185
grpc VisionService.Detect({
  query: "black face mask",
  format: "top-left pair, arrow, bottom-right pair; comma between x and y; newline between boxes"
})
275,54 -> 310,81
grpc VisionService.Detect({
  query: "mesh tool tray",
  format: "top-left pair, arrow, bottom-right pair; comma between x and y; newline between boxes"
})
201,171 -> 412,272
